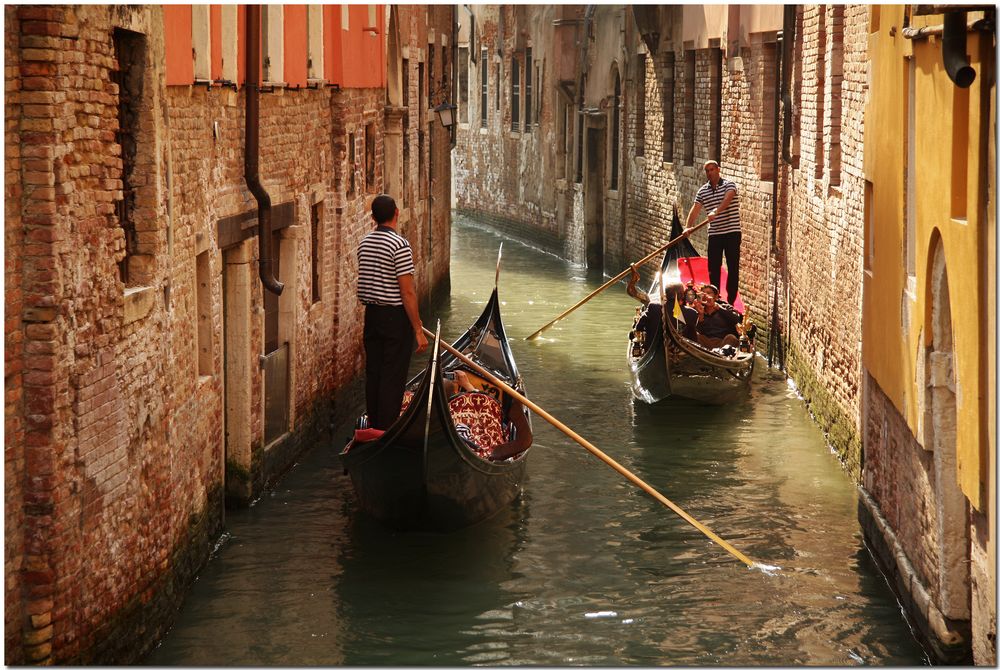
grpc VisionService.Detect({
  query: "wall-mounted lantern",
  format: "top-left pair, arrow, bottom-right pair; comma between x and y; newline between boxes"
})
433,102 -> 457,129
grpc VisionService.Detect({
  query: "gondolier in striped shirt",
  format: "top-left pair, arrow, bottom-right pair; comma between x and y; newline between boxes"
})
683,160 -> 742,305
357,194 -> 428,430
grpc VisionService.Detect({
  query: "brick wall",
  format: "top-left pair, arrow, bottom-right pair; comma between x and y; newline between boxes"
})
780,5 -> 868,474
4,4 -> 451,663
5,5 -> 25,663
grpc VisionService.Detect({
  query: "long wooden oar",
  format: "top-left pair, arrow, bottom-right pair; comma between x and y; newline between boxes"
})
524,218 -> 710,341
424,326 -> 757,569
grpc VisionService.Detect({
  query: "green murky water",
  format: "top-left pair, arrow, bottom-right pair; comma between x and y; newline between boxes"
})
145,215 -> 927,666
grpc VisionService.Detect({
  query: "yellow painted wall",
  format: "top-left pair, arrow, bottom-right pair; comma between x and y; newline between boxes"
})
863,5 -> 993,510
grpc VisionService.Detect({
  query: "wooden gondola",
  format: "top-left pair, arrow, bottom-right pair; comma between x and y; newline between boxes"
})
339,275 -> 530,531
628,214 -> 755,405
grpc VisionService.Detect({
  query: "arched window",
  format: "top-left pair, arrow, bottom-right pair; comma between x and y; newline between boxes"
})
611,70 -> 621,190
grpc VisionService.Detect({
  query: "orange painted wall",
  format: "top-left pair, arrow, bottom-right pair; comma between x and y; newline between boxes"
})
324,5 -> 341,85
164,5 -> 193,86
237,5 -> 245,85
322,5 -> 385,88
283,5 -> 308,87
210,5 -> 222,81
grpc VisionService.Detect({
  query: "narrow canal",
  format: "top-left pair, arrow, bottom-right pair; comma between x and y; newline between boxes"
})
146,215 -> 928,666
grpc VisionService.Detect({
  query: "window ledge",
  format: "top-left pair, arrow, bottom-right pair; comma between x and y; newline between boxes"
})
123,285 -> 156,325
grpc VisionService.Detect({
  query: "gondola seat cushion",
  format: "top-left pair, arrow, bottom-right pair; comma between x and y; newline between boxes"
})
448,392 -> 508,456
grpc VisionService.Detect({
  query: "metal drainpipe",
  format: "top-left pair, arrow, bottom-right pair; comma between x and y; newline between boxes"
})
943,10 -> 977,88
245,4 -> 283,296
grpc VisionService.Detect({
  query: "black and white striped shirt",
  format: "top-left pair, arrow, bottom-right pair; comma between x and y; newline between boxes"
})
695,177 -> 741,236
357,227 -> 415,306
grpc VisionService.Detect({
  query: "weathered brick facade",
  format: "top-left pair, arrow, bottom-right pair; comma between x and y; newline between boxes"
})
4,5 -> 452,664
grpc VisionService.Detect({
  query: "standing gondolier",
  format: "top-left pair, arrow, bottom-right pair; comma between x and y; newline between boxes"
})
683,160 -> 742,305
358,194 -> 428,430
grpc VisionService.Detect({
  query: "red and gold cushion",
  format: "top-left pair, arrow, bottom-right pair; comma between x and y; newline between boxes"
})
448,392 -> 509,457
399,390 -> 415,415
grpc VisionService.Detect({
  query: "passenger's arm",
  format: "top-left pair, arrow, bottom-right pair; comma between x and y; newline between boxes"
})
397,273 -> 428,352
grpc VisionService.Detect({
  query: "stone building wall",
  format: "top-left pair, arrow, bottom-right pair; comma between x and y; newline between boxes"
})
4,4 -> 451,664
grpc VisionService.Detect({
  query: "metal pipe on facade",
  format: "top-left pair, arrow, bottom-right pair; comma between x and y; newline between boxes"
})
943,10 -> 977,87
245,4 -> 284,296
780,5 -> 796,164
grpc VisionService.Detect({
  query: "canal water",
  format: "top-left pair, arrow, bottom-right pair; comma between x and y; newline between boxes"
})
146,215 -> 927,666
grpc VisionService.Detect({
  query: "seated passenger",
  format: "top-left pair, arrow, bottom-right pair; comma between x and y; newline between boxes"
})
676,284 -> 700,341
489,397 -> 533,462
692,284 -> 740,350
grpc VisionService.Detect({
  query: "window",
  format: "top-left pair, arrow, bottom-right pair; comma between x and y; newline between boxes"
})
112,28 -> 146,286
348,132 -> 356,196
662,52 -> 675,162
365,123 -> 375,192
495,60 -> 500,111
419,62 -> 426,198
759,42 -> 778,180
611,71 -> 621,190
196,251 -> 212,376
557,98 -> 569,178
481,48 -> 488,126
635,53 -> 646,156
458,46 -> 469,124
829,6 -> 844,186
535,61 -> 542,125
307,5 -> 323,80
511,56 -> 520,131
683,50 -> 695,166
525,47 -> 533,128
710,47 -> 722,161
427,43 -> 434,108
311,202 -> 322,303
402,57 -> 410,203
815,7 -> 827,180
575,107 -> 584,183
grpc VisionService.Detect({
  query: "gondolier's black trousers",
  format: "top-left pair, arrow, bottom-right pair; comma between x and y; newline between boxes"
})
363,304 -> 415,430
707,231 -> 742,305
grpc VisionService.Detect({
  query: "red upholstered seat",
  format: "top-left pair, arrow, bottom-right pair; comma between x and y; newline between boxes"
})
447,392 -> 509,458
399,390 -> 415,414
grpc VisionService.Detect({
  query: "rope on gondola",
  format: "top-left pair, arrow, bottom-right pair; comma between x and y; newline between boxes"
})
426,325 -> 760,569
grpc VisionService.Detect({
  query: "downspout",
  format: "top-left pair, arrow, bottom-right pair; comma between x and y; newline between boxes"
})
245,4 -> 283,295
943,10 -> 976,88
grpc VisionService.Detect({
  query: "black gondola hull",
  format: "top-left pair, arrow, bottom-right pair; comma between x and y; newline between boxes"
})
339,289 -> 529,531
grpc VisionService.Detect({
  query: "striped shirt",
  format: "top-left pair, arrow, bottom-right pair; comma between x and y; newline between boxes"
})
695,177 -> 741,236
357,227 -> 415,306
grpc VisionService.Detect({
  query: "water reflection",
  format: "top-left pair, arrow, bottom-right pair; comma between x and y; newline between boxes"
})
146,215 -> 926,666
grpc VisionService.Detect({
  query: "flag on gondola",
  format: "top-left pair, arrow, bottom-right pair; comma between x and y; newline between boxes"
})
673,295 -> 685,324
